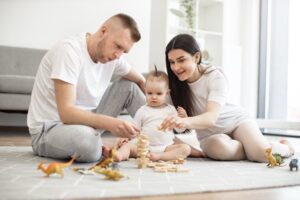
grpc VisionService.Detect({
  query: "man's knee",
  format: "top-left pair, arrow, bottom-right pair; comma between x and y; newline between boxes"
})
75,140 -> 102,162
76,146 -> 102,162
71,126 -> 103,162
115,78 -> 145,116
115,78 -> 136,91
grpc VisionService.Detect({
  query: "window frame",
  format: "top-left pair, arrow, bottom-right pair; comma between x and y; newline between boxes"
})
257,0 -> 300,138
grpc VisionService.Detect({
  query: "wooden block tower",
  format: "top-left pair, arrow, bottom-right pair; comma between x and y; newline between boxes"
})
137,133 -> 150,168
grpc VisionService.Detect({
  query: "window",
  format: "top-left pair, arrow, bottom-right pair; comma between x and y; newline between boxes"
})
258,0 -> 300,137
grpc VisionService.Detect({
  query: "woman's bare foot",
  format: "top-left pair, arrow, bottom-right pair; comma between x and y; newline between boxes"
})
280,139 -> 295,157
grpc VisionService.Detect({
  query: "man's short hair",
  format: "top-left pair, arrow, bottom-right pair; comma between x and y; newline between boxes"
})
112,13 -> 141,42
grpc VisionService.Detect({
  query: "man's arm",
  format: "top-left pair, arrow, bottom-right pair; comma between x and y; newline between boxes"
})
123,68 -> 146,93
54,79 -> 139,138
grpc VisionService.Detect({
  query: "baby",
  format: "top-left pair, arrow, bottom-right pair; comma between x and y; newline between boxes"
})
113,69 -> 202,161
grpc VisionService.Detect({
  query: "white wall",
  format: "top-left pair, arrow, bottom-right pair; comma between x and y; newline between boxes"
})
0,0 -> 151,72
149,0 -> 168,72
0,0 -> 261,117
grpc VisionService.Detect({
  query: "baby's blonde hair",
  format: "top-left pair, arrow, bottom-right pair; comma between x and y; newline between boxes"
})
146,66 -> 169,88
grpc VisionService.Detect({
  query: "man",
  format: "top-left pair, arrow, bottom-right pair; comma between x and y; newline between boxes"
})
27,13 -> 146,162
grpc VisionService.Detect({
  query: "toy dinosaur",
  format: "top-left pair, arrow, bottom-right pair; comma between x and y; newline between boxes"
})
289,158 -> 298,171
273,153 -> 284,165
93,167 -> 128,181
89,147 -> 117,170
111,162 -> 120,171
265,147 -> 284,168
37,154 -> 76,177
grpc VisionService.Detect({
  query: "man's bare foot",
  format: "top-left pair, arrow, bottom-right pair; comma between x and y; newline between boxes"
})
102,145 -> 111,158
280,139 -> 295,157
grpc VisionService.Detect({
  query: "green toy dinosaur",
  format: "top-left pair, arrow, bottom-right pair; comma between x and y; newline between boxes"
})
272,153 -> 284,165
265,147 -> 285,168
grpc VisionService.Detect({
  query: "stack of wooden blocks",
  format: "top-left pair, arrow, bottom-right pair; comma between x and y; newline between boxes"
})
137,133 -> 150,168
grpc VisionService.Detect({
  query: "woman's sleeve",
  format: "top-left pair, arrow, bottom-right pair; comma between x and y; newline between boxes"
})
207,73 -> 228,106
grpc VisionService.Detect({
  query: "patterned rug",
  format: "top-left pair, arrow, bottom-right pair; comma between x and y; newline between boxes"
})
0,146 -> 299,199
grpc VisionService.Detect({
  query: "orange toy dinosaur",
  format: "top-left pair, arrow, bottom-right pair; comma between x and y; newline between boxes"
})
37,154 -> 76,177
265,147 -> 278,168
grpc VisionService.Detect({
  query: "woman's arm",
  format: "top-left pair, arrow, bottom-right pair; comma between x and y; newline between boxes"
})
160,101 -> 221,131
183,101 -> 221,129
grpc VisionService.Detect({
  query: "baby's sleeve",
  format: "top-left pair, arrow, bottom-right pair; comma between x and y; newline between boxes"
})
133,106 -> 144,130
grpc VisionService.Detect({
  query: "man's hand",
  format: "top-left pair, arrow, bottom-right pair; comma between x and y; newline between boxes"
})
108,118 -> 140,138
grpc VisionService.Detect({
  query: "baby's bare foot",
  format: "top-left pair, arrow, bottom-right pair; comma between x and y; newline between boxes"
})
114,152 -> 122,162
193,150 -> 206,158
149,153 -> 161,161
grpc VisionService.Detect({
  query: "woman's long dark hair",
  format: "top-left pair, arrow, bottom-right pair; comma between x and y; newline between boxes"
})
165,34 -> 202,116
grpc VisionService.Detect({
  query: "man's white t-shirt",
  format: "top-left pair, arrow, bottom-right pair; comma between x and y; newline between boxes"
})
27,33 -> 131,135
188,67 -> 249,140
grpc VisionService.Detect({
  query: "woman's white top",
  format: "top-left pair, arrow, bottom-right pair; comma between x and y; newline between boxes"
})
188,67 -> 249,140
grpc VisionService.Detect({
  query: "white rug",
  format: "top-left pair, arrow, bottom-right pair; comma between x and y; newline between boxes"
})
0,146 -> 299,199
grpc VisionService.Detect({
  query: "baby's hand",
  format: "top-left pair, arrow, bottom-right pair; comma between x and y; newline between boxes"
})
177,106 -> 188,118
159,115 -> 189,131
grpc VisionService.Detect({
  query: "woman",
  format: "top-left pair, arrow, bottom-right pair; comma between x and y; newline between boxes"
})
160,34 -> 294,162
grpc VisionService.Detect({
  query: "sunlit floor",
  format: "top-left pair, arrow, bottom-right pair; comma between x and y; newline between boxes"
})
0,127 -> 300,200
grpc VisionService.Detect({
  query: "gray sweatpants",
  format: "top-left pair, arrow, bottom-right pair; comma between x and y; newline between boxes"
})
31,78 -> 145,162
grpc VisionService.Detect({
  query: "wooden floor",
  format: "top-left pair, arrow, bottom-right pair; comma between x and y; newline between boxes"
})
1,127 -> 300,200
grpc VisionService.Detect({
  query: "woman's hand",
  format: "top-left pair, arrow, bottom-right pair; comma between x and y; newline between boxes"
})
177,106 -> 188,118
159,115 -> 189,131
